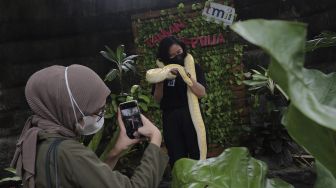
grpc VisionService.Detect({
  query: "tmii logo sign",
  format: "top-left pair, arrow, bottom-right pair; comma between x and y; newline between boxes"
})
202,3 -> 235,26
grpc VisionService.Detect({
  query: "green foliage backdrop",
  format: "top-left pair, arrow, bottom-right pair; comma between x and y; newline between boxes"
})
132,2 -> 245,146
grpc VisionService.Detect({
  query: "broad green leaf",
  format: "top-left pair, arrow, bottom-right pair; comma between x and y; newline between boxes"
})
130,85 -> 140,94
117,95 -> 127,102
126,96 -> 134,101
100,127 -> 120,161
172,147 -> 293,188
104,113 -> 114,119
104,69 -> 118,81
231,19 -> 336,181
112,100 -> 118,112
314,160 -> 336,188
138,102 -> 148,112
138,94 -> 150,104
88,127 -> 104,152
148,102 -> 160,108
104,45 -> 117,61
110,93 -> 117,99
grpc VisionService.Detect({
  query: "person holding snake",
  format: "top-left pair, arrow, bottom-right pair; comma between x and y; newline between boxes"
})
150,36 -> 207,167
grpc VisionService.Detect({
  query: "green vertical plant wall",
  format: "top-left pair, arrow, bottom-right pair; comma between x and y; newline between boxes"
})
133,1 -> 245,146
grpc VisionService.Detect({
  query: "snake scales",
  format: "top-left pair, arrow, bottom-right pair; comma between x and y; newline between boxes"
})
146,54 -> 207,160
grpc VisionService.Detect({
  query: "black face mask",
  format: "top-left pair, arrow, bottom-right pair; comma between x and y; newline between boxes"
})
170,53 -> 185,65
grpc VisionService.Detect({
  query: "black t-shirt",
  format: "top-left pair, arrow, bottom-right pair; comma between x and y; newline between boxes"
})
152,63 -> 207,111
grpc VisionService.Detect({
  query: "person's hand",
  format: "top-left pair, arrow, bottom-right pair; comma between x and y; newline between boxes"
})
136,115 -> 162,147
108,108 -> 140,157
170,68 -> 179,76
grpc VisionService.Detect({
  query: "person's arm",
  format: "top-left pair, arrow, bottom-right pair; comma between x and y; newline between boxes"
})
105,109 -> 162,169
60,112 -> 168,188
187,63 -> 207,98
105,147 -> 123,169
188,77 -> 206,98
153,82 -> 164,103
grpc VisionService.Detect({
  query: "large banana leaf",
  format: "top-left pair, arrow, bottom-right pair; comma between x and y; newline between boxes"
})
231,19 -> 336,187
172,147 -> 292,188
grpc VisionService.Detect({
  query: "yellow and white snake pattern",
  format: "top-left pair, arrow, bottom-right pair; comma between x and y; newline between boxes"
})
146,54 -> 207,160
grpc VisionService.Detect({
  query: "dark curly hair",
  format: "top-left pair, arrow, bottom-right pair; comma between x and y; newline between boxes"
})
156,36 -> 187,65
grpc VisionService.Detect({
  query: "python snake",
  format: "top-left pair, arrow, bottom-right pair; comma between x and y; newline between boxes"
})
146,54 -> 207,160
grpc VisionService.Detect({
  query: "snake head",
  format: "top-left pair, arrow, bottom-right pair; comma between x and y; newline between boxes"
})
156,59 -> 165,68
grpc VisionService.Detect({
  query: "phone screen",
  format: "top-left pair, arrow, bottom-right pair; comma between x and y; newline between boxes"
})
119,101 -> 143,139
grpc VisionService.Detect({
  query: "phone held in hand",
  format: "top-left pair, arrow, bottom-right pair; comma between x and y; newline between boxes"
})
119,100 -> 143,139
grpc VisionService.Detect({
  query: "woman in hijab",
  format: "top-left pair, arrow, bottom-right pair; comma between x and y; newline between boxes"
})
11,64 -> 168,188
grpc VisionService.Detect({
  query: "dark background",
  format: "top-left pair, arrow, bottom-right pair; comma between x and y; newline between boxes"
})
0,0 -> 335,175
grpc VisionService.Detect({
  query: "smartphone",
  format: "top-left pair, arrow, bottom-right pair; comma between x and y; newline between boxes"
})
119,100 -> 143,139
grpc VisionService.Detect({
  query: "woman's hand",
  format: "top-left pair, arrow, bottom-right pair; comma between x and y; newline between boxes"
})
136,115 -> 162,147
170,68 -> 179,75
108,109 -> 140,158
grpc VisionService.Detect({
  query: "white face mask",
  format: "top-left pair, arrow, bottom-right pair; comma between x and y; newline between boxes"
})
65,67 -> 105,135
75,116 -> 104,136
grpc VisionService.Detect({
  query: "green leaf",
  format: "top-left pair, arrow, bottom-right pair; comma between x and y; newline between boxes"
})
0,176 -> 21,183
192,4 -> 197,10
231,19 -> 336,180
104,69 -> 118,81
100,127 -> 120,161
121,65 -> 130,72
306,31 -> 336,52
138,102 -> 148,112
252,74 -> 268,81
126,96 -> 134,101
104,113 -> 114,119
172,147 -> 292,188
104,45 -> 117,61
130,85 -> 140,94
315,160 -> 336,188
123,55 -> 139,61
112,99 -> 118,112
4,168 -> 17,174
100,51 -> 117,64
138,94 -> 150,104
275,84 -> 289,100
116,44 -> 125,63
177,3 -> 185,10
243,80 -> 267,86
87,127 -> 104,152
123,62 -> 136,73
